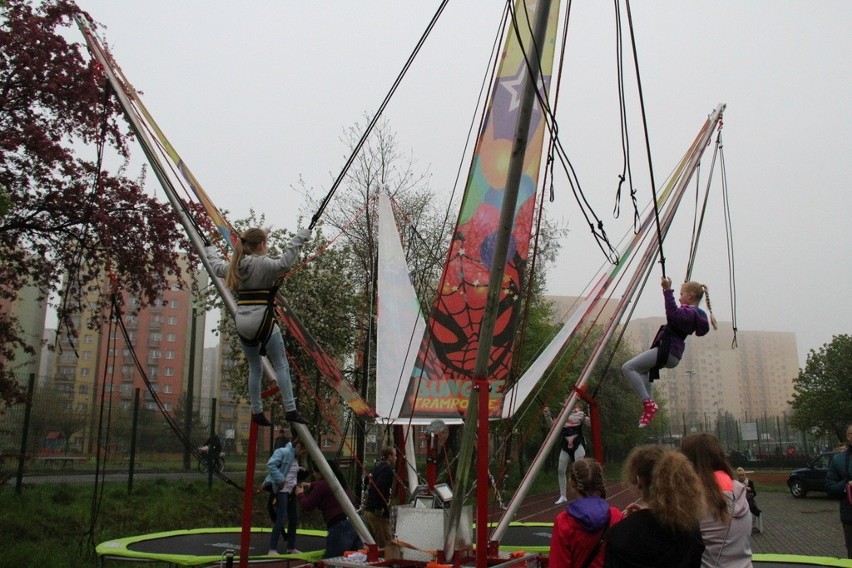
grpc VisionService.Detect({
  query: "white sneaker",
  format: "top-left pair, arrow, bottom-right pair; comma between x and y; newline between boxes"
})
268,550 -> 280,556
555,495 -> 567,505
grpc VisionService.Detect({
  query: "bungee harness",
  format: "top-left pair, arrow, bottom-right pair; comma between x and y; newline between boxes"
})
236,285 -> 281,356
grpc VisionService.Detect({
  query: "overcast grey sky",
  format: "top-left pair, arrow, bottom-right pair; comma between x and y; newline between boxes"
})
73,1 -> 852,365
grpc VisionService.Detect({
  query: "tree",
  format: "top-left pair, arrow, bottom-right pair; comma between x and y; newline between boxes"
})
0,1 -> 192,406
789,334 -> 852,442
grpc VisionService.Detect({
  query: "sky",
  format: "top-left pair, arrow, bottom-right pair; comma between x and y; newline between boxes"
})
70,1 -> 852,365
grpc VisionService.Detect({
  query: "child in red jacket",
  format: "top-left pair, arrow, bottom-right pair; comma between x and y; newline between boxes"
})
549,458 -> 622,568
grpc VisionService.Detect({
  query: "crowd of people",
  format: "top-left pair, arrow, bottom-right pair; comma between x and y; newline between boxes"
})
549,432 -> 757,568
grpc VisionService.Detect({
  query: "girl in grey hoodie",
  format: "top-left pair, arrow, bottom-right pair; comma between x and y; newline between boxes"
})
207,227 -> 311,426
681,433 -> 753,568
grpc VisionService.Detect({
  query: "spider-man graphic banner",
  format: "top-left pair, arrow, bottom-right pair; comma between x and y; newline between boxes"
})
400,0 -> 561,420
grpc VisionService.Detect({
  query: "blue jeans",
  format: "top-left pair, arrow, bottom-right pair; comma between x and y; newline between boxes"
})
242,328 -> 296,414
621,347 -> 679,400
269,491 -> 297,551
325,519 -> 363,559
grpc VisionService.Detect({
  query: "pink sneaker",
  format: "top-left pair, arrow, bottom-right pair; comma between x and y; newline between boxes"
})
638,399 -> 658,428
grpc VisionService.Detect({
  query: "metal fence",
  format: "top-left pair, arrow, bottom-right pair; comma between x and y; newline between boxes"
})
1,375 -> 840,492
0,375 -> 280,492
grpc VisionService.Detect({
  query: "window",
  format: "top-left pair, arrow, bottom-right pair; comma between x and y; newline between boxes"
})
78,384 -> 88,394
166,350 -> 175,360
163,384 -> 173,394
170,299 -> 178,308
167,333 -> 177,342
164,367 -> 174,377
84,334 -> 93,344
82,351 -> 92,360
80,368 -> 89,377
168,316 -> 178,325
150,350 -> 161,359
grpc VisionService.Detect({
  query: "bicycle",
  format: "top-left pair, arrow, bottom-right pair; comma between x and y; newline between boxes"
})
198,446 -> 225,473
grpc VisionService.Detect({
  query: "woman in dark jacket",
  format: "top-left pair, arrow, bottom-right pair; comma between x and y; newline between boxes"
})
826,423 -> 852,558
604,445 -> 705,568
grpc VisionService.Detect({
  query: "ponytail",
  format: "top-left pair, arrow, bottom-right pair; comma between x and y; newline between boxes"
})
225,242 -> 244,292
225,228 -> 268,292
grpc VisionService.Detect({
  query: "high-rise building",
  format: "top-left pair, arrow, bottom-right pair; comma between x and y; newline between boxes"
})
50,258 -> 207,452
545,296 -> 799,425
1,279 -> 48,386
621,317 -> 798,424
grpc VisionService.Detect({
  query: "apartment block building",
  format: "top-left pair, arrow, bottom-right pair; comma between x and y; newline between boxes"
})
0,280 -> 48,386
50,262 -> 206,452
545,296 -> 800,425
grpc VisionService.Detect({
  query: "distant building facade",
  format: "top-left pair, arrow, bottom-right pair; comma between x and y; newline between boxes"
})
49,259 -> 206,452
546,296 -> 800,426
1,279 -> 48,386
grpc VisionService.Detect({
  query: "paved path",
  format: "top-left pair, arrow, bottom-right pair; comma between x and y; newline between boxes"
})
750,491 -> 846,559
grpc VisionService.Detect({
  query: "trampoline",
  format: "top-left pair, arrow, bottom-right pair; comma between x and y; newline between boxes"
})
96,527 -> 326,566
97,523 -> 852,567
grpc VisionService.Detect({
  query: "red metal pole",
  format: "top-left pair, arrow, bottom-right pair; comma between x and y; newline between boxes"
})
239,421 -> 260,568
476,378 -> 490,568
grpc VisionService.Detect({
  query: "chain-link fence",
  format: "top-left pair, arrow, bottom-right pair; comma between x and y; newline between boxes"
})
1,375 -> 840,492
0,375 -> 281,491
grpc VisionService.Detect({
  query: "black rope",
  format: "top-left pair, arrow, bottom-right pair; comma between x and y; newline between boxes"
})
685,145 -> 717,281
717,132 -> 739,349
308,0 -> 450,230
110,293 -> 243,491
506,0 -> 619,263
624,0 -> 665,277
58,79 -> 113,358
79,295 -> 118,560
612,0 -> 640,230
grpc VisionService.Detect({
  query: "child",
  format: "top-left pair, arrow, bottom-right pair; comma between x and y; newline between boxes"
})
604,446 -> 705,568
544,405 -> 591,505
621,276 -> 716,428
549,458 -> 622,568
681,433 -> 753,567
207,227 -> 311,425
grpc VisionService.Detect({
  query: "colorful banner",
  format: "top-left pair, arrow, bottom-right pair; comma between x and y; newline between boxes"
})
400,1 -> 562,419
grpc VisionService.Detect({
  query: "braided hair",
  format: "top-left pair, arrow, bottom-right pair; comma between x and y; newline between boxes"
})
682,280 -> 718,330
570,458 -> 607,498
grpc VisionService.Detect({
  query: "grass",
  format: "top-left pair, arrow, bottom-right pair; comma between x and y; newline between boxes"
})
0,477 -> 325,568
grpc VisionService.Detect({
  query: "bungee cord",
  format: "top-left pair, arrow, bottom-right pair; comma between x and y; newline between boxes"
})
613,0 -> 641,230
623,0 -> 666,278
308,0 -> 450,231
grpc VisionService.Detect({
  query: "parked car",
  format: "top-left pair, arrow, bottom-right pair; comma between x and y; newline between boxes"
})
786,451 -> 838,498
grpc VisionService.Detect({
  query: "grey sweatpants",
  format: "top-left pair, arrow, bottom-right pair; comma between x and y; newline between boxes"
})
621,347 -> 679,400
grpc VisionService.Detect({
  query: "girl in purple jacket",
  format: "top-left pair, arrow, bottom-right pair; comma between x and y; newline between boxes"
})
622,277 -> 717,428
